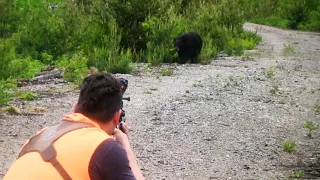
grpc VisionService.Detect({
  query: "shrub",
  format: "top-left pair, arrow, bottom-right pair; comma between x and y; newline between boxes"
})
142,7 -> 189,64
303,120 -> 318,137
281,140 -> 297,153
105,48 -> 134,74
86,20 -> 133,74
247,0 -> 320,32
62,51 -> 89,86
0,79 -> 17,106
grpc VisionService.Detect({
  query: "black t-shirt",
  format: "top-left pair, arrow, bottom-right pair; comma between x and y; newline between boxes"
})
88,139 -> 136,180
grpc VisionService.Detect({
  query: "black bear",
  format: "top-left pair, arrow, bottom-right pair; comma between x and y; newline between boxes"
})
173,32 -> 203,64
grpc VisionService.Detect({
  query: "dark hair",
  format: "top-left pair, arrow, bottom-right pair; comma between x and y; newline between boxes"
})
75,72 -> 123,123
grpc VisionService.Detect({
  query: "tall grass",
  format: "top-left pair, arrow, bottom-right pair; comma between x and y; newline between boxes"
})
0,0 -> 263,106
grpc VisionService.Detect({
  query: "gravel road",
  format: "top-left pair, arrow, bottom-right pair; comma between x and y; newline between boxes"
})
1,22 -> 320,180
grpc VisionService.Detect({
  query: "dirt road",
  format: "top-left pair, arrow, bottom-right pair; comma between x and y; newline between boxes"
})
1,23 -> 320,179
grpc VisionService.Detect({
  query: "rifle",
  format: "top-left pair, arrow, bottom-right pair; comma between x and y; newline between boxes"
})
117,78 -> 130,131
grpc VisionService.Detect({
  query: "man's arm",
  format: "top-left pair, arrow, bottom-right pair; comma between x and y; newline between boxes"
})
113,124 -> 145,180
89,139 -> 136,180
120,140 -> 145,180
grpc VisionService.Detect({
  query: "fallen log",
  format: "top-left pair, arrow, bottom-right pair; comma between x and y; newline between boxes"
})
18,69 -> 64,87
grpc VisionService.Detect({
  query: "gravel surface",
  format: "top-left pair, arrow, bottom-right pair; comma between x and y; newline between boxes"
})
1,22 -> 320,180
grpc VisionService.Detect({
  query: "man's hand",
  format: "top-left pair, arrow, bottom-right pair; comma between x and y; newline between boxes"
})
119,122 -> 129,136
113,122 -> 130,148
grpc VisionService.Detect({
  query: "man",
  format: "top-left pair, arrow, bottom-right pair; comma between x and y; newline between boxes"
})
3,72 -> 145,180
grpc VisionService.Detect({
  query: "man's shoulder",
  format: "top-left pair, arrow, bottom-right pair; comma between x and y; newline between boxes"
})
93,138 -> 124,155
89,138 -> 135,180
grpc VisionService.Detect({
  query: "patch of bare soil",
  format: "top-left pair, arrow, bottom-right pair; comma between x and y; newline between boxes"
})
1,22 -> 320,180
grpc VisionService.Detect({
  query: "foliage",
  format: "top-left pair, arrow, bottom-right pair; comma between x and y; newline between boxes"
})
18,91 -> 39,101
0,0 -> 270,104
61,51 -> 89,86
303,120 -> 319,137
0,79 -> 17,106
281,140 -> 297,153
247,0 -> 320,32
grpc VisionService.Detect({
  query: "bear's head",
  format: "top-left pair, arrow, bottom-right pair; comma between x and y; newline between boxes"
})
173,38 -> 183,52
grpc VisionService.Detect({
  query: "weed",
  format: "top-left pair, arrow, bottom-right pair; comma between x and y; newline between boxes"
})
1,106 -> 21,115
228,76 -> 234,82
19,91 -> 39,101
281,140 -> 297,153
283,44 -> 296,56
270,85 -> 280,95
278,99 -> 287,104
291,170 -> 304,179
144,90 -> 152,94
223,75 -> 241,88
150,87 -> 158,91
161,67 -> 173,76
62,51 -> 89,86
303,120 -> 318,137
193,81 -> 203,87
0,79 -> 17,106
314,104 -> 320,115
143,63 -> 151,73
26,106 -> 47,113
266,69 -> 275,78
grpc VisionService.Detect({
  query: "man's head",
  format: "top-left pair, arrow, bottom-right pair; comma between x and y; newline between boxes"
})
74,72 -> 123,125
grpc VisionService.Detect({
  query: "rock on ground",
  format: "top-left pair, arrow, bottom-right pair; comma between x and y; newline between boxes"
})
1,23 -> 320,180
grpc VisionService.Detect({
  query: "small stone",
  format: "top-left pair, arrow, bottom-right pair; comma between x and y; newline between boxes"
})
158,160 -> 167,165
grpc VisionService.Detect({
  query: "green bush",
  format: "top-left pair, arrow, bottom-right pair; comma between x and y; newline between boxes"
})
247,0 -> 320,32
106,49 -> 134,74
0,79 -> 17,106
0,38 -> 43,80
0,0 -> 265,85
62,51 -> 89,86
86,20 -> 133,74
142,7 -> 189,64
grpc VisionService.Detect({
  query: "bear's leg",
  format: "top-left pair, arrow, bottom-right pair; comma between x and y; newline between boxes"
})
178,51 -> 188,64
189,51 -> 198,64
190,57 -> 198,64
179,56 -> 188,64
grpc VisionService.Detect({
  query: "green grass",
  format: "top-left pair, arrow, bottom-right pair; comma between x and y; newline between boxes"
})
149,87 -> 158,91
144,90 -> 152,94
1,106 -> 21,115
270,85 -> 280,95
303,120 -> 318,137
281,140 -> 297,153
314,104 -> 320,115
266,69 -> 275,78
161,67 -> 173,76
250,16 -> 289,29
193,81 -> 203,87
289,170 -> 304,179
283,44 -> 297,56
18,91 -> 39,101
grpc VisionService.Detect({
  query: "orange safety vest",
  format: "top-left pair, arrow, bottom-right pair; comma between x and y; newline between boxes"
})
3,113 -> 113,180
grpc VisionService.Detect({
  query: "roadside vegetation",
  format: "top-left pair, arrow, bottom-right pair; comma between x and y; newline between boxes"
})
246,0 -> 320,32
0,0 -> 263,106
1,0 -> 319,106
